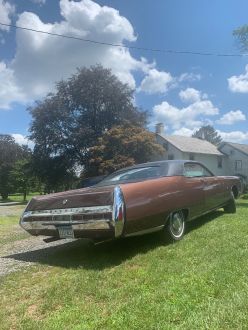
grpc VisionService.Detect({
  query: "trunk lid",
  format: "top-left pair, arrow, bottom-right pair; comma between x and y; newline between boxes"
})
26,186 -> 115,211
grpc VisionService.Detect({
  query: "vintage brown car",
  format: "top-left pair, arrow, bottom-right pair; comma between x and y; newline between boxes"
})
20,160 -> 241,242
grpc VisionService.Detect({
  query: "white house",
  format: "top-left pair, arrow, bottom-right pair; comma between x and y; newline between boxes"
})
219,142 -> 248,186
156,133 -> 226,176
155,123 -> 248,187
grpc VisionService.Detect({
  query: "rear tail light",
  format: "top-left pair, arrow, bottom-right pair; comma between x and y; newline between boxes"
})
113,186 -> 125,237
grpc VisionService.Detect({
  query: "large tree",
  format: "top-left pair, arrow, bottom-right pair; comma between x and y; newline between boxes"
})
87,125 -> 164,176
29,65 -> 147,172
192,125 -> 222,146
0,135 -> 27,200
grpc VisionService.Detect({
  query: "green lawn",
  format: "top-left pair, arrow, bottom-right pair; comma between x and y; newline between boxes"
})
0,200 -> 248,329
0,192 -> 39,204
0,216 -> 29,247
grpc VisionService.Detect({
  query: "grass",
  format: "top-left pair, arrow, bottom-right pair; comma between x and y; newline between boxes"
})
0,205 -> 29,246
0,200 -> 248,329
0,192 -> 39,204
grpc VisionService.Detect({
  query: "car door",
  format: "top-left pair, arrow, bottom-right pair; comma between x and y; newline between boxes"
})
183,163 -> 206,218
203,171 -> 224,210
184,162 -> 222,214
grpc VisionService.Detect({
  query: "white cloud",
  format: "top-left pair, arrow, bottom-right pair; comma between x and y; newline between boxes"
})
138,70 -> 202,95
0,62 -> 27,109
216,110 -> 246,125
217,130 -> 248,143
173,127 -> 195,136
1,0 -> 154,108
0,0 -> 15,31
178,72 -> 201,82
171,127 -> 248,143
12,134 -> 30,146
138,68 -> 173,94
153,88 -> 218,130
30,0 -> 46,4
179,88 -> 207,103
228,65 -> 248,93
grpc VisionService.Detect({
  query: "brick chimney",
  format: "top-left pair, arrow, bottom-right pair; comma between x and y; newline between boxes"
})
155,123 -> 164,135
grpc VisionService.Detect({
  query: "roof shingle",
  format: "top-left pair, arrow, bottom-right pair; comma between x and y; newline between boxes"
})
159,134 -> 223,155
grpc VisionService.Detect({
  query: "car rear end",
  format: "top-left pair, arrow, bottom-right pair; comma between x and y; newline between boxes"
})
20,186 -> 125,241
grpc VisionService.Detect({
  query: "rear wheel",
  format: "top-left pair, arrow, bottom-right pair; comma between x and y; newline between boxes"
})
166,210 -> 186,241
224,192 -> 236,214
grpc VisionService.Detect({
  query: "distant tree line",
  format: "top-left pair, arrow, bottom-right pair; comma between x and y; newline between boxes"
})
0,135 -> 37,200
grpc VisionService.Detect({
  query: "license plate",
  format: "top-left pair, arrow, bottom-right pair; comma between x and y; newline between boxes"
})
58,226 -> 74,239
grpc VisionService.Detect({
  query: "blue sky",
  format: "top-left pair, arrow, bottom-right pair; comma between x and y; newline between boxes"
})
0,0 -> 248,145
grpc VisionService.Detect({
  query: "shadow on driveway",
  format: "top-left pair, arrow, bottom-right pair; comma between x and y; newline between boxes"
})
4,210 -> 224,271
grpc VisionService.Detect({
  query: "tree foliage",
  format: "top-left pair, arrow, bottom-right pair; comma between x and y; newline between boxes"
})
11,158 -> 34,201
29,65 -> 146,165
0,135 -> 29,200
192,125 -> 222,146
233,25 -> 248,52
88,125 -> 164,176
29,65 -> 147,189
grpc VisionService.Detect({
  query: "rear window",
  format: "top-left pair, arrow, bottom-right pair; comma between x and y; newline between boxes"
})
184,163 -> 213,177
96,165 -> 168,186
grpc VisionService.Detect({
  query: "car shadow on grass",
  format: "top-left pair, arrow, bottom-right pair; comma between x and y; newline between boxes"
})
3,233 -> 166,271
186,210 -> 224,234
4,210 -> 224,271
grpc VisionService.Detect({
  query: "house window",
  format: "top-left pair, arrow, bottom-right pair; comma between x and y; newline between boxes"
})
218,157 -> 223,168
189,153 -> 195,160
235,160 -> 242,171
163,142 -> 168,150
168,154 -> 174,160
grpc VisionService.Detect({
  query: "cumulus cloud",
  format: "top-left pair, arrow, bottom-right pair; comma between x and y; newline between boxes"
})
217,130 -> 248,143
0,0 -> 15,31
178,72 -> 201,82
172,127 -> 195,136
179,88 -> 207,103
12,134 -> 31,146
216,110 -> 246,125
1,0 -> 154,108
138,68 -> 173,94
228,65 -> 248,93
171,127 -> 248,143
30,0 -> 46,4
153,88 -> 218,130
138,70 -> 202,95
0,62 -> 27,109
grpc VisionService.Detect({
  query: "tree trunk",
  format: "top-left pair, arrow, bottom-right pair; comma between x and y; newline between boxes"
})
1,192 -> 8,200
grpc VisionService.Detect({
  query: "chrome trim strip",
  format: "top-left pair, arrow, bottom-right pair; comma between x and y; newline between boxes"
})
20,205 -> 114,235
21,219 -> 112,232
125,225 -> 164,237
22,205 -> 113,218
112,186 -> 125,238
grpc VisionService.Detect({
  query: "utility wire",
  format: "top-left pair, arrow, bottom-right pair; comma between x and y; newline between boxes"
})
1,21 -> 247,58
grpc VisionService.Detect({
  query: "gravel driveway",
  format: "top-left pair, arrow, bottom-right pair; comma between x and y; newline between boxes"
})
0,204 -> 75,277
0,236 -> 76,277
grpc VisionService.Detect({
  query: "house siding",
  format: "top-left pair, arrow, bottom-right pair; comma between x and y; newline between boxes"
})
156,135 -> 228,176
219,144 -> 248,180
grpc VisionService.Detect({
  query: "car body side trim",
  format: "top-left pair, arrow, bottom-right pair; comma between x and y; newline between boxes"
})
125,225 -> 164,237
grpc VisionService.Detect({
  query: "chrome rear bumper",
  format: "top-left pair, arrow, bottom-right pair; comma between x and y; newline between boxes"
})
20,205 -> 121,239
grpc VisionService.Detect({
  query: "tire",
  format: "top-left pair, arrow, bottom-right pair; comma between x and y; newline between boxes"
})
165,210 -> 186,241
224,192 -> 236,214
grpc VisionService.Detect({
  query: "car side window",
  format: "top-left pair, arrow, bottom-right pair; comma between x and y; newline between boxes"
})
184,163 -> 213,178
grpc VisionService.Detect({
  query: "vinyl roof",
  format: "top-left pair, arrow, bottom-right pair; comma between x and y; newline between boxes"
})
159,134 -> 223,156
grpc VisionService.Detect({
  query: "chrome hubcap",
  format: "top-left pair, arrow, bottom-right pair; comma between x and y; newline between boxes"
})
170,212 -> 184,237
